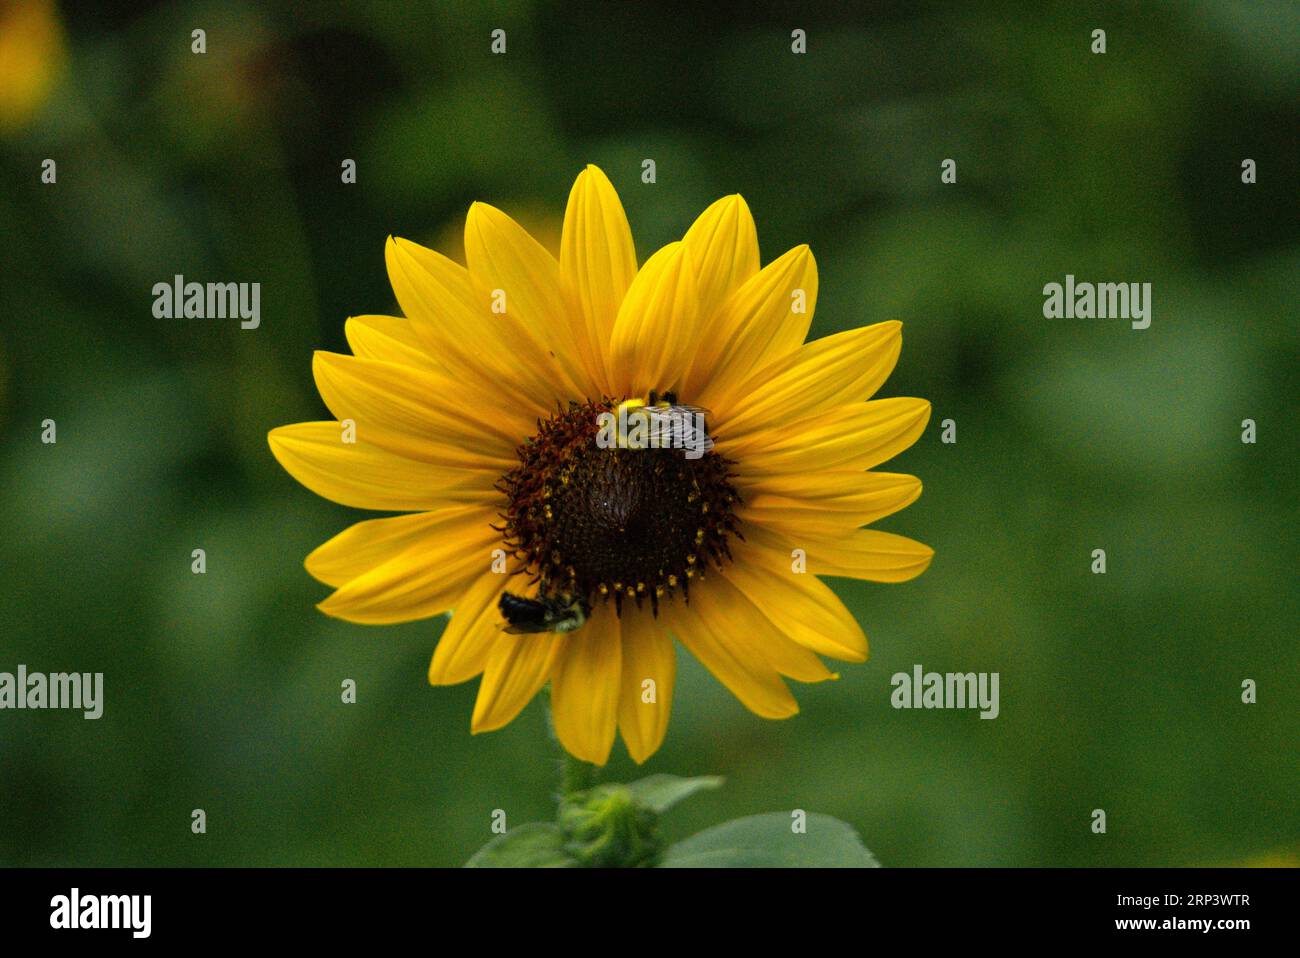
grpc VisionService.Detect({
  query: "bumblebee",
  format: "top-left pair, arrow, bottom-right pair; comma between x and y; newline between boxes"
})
498,592 -> 590,634
617,390 -> 714,456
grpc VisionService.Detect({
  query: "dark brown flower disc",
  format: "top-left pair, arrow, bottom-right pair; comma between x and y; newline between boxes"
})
497,399 -> 740,615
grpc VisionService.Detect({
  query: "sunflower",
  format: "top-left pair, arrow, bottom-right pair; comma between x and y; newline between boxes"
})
268,165 -> 932,765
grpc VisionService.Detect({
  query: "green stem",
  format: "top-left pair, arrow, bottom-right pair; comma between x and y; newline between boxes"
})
561,752 -> 596,797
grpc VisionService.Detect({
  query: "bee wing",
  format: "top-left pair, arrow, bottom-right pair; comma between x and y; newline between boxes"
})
643,405 -> 711,426
687,433 -> 716,453
644,408 -> 713,454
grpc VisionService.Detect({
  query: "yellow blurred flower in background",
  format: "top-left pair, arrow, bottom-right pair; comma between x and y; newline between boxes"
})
0,0 -> 67,135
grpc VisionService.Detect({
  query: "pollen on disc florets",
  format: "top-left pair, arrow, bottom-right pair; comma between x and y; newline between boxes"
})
496,398 -> 740,616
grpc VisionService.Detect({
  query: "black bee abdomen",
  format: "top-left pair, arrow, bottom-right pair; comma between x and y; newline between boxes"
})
499,592 -> 539,618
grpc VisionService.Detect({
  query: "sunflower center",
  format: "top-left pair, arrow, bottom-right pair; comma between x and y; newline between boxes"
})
497,398 -> 740,615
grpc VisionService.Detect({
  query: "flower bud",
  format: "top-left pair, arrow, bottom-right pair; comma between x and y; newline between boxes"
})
559,785 -> 662,868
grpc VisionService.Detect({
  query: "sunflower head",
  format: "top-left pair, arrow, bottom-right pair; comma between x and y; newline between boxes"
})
269,164 -> 932,765
496,397 -> 740,616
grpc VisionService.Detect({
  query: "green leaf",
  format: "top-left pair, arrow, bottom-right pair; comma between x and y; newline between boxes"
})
660,812 -> 881,868
625,774 -> 724,814
464,823 -> 577,868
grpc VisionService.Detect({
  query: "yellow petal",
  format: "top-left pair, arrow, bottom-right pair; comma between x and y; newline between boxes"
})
312,351 -> 523,461
429,572 -> 509,686
385,235 -> 561,417
711,321 -> 903,439
344,315 -> 439,372
741,471 -> 923,534
344,316 -> 535,439
609,241 -> 700,396
268,422 -> 496,511
306,507 -> 485,588
667,587 -> 798,719
686,245 -> 815,400
725,398 -> 930,477
316,509 -> 499,623
750,523 -> 934,582
464,202 -> 596,397
617,611 -> 676,764
704,573 -> 837,683
561,165 -> 637,388
723,543 -> 869,662
471,631 -> 562,734
384,236 -> 493,365
681,194 -> 759,324
550,605 -> 622,765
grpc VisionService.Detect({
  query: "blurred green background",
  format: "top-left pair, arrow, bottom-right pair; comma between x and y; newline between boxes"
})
1,0 -> 1296,867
